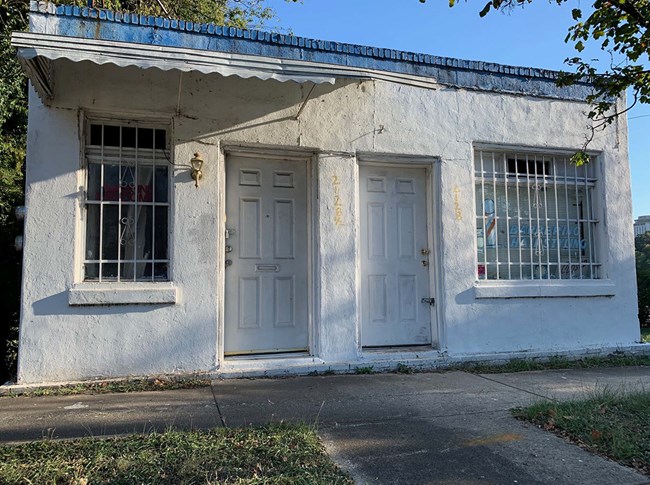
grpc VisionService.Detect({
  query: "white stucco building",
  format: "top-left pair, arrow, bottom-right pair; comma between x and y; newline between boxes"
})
11,2 -> 642,384
635,215 -> 650,237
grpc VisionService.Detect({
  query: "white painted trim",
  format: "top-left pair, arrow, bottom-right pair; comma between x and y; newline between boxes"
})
216,141 -> 226,368
74,110 -> 86,284
68,283 -> 178,305
473,280 -> 616,299
353,157 -> 363,358
356,152 -> 440,165
428,161 -> 444,348
473,142 -> 602,157
222,144 -> 317,161
12,32 -> 441,101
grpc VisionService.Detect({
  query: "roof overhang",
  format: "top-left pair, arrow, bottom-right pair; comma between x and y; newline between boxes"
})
12,31 -> 440,102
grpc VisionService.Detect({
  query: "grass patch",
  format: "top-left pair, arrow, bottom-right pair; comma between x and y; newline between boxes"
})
457,353 -> 650,374
513,389 -> 650,475
396,363 -> 415,374
2,377 -> 211,398
355,366 -> 374,375
0,423 -> 353,484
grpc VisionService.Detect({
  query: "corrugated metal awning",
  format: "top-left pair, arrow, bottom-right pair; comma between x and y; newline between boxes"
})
12,32 -> 439,102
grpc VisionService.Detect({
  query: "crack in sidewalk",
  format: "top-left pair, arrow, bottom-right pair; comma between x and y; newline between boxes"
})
210,385 -> 228,428
473,373 -> 556,402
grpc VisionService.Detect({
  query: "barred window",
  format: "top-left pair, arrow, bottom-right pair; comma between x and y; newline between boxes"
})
84,122 -> 170,282
475,149 -> 600,280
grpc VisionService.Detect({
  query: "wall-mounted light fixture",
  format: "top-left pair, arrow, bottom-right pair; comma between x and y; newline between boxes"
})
190,152 -> 204,188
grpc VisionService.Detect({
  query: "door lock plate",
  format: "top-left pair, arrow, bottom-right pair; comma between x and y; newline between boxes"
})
421,297 -> 435,306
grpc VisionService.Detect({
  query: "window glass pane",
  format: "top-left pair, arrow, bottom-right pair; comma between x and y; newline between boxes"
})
154,206 -> 168,260
119,208 -> 136,260
104,164 -> 120,201
85,263 -> 99,281
102,263 -> 118,280
135,206 -> 153,260
138,128 -> 154,149
120,164 -> 136,202
90,124 -> 102,146
154,263 -> 168,281
155,129 -> 167,150
120,262 -> 135,281
137,165 -> 154,202
87,163 -> 102,201
102,205 -> 119,260
122,127 -> 136,148
104,125 -> 120,147
85,205 -> 100,260
135,262 -> 152,281
155,166 -> 169,203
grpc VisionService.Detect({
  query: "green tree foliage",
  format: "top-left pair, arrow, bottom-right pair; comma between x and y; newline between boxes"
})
443,0 -> 650,165
0,0 -> 29,383
0,0 -> 278,382
80,0 -> 276,28
636,232 -> 650,326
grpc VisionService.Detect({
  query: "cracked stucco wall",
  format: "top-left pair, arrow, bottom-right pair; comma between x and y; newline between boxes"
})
16,60 -> 639,384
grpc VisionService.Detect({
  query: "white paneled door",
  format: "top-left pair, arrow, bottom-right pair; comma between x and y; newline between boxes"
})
360,165 -> 433,347
224,155 -> 309,355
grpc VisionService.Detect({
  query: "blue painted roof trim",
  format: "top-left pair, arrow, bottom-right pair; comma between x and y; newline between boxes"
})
29,1 -> 592,101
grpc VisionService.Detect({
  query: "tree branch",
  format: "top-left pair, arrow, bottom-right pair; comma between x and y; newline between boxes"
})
611,0 -> 650,31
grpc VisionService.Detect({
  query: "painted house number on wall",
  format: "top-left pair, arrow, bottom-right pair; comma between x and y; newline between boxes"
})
332,175 -> 344,226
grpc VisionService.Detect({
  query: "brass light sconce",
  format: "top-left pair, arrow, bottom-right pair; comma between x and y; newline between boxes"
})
190,152 -> 204,188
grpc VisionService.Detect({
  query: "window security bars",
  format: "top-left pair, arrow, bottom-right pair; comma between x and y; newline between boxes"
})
475,150 -> 600,280
84,123 -> 170,282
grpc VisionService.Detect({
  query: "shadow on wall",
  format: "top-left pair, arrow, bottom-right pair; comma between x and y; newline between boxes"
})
31,60 -> 357,187
31,292 -> 170,317
452,245 -> 641,351
172,73 -> 358,146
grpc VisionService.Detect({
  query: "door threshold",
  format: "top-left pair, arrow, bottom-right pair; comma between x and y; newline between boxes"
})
363,345 -> 434,353
225,350 -> 310,361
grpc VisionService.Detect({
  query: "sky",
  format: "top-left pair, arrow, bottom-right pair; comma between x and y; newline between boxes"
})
265,0 -> 650,219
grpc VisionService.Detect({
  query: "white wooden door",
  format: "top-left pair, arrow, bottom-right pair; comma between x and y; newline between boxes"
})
360,165 -> 433,347
224,155 -> 309,355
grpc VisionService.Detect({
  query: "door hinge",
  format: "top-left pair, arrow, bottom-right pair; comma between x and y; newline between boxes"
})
421,297 -> 435,306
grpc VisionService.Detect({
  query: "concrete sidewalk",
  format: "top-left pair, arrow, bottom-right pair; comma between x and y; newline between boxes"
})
1,367 -> 649,484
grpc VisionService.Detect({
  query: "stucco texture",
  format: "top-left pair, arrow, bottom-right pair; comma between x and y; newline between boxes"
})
17,55 -> 640,383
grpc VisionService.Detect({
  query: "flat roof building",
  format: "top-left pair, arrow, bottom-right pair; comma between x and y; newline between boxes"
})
11,1 -> 642,384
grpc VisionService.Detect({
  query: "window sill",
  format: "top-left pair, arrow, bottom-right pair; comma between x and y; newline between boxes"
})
473,280 -> 616,299
68,283 -> 178,306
